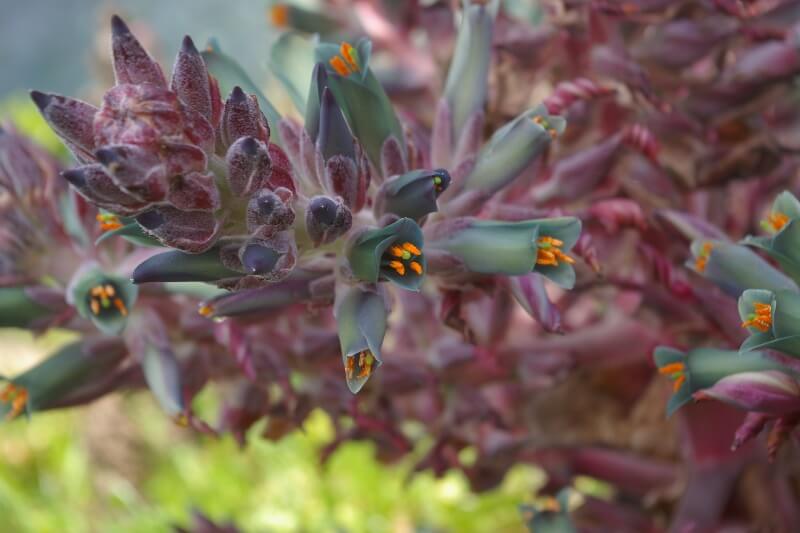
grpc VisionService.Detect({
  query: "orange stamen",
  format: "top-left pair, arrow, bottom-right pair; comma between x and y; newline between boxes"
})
198,304 -> 214,317
765,212 -> 790,232
536,236 -> 574,266
695,242 -> 713,273
113,298 -> 128,316
389,260 -> 406,276
329,56 -> 351,76
96,213 -> 122,232
90,299 -> 100,315
389,245 -> 405,258
658,362 -> 685,375
0,384 -> 28,420
269,4 -> 289,27
402,242 -> 422,256
741,302 -> 772,332
673,374 -> 686,392
340,42 -> 360,72
409,261 -> 423,275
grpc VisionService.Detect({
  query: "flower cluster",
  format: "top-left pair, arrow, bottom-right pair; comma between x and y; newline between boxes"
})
2,0 -> 800,529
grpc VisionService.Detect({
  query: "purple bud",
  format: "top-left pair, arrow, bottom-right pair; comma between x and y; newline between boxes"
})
322,154 -> 365,212
237,231 -> 296,281
30,91 -> 98,162
167,171 -> 220,211
171,35 -> 219,126
62,165 -> 148,215
136,206 -> 220,253
221,87 -> 270,147
110,15 -> 167,87
95,144 -> 167,202
246,187 -> 295,232
225,136 -> 271,196
305,195 -> 352,246
380,135 -> 407,180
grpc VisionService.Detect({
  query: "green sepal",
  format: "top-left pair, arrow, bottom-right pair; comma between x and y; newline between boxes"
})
375,169 -> 451,221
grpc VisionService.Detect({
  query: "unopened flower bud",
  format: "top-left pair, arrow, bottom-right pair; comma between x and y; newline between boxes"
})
305,195 -> 352,246
221,86 -> 270,147
225,136 -> 271,197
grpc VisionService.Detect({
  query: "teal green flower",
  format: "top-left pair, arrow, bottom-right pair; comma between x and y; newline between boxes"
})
334,286 -> 388,393
654,345 -> 785,416
463,105 -> 565,194
519,488 -> 581,533
347,218 -> 426,291
0,339 -> 127,420
743,191 -> 800,283
427,217 -> 580,289
442,0 -> 499,136
688,240 -> 797,296
68,264 -> 138,335
374,169 -> 451,221
0,287 -> 59,328
314,38 -> 404,171
738,289 -> 800,358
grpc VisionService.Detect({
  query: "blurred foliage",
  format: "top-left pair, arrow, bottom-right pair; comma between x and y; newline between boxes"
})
0,365 -> 543,533
0,96 -> 67,159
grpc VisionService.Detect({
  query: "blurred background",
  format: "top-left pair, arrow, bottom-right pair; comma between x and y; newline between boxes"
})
0,1 -> 560,531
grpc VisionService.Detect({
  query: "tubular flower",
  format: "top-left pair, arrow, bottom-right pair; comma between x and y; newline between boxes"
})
334,286 -> 388,393
67,263 -> 138,335
738,289 -> 800,358
347,218 -> 426,291
426,217 -> 581,289
744,191 -> 800,282
653,346 -> 788,416
313,37 -> 405,174
460,105 -> 566,197
688,239 -> 797,296
374,169 -> 451,221
0,339 -> 128,420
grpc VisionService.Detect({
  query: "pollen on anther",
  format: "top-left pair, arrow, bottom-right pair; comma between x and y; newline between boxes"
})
330,56 -> 351,76
409,261 -> 423,275
402,242 -> 421,256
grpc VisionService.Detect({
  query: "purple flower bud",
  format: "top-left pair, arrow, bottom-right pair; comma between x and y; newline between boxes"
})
29,91 -> 98,162
322,154 -> 368,211
380,135 -> 407,180
238,231 -> 296,281
110,15 -> 167,87
221,87 -> 270,147
94,83 -> 213,150
136,206 -> 221,253
171,36 -> 222,127
62,165 -> 148,215
305,195 -> 352,246
225,136 -> 271,196
246,187 -> 295,232
167,171 -> 220,211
